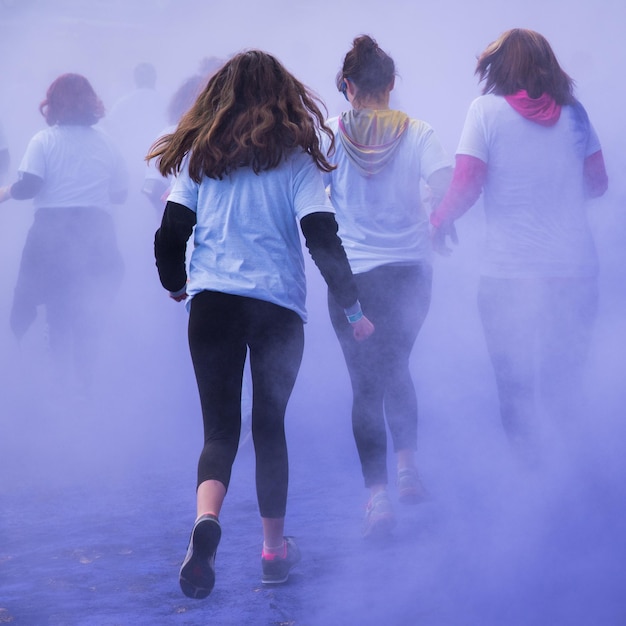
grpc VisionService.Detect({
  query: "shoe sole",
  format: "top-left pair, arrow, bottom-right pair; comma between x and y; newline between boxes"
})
261,573 -> 290,585
179,517 -> 221,599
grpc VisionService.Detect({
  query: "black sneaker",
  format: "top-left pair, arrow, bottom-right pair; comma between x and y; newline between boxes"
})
261,537 -> 301,584
179,513 -> 221,599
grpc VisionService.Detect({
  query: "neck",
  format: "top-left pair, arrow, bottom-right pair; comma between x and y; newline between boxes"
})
352,95 -> 390,111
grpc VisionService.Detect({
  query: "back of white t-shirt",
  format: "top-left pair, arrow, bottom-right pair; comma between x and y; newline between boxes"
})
168,149 -> 335,321
323,116 -> 452,274
19,125 -> 128,210
457,94 -> 601,278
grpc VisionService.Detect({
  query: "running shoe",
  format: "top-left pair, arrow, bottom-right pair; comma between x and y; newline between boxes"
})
179,513 -> 221,599
397,468 -> 429,505
362,490 -> 396,539
261,536 -> 301,584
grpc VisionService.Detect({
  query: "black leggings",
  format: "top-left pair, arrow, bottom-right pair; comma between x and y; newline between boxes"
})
188,291 -> 304,518
328,263 -> 432,487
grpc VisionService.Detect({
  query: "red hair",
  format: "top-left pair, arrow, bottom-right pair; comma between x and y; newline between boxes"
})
40,73 -> 105,126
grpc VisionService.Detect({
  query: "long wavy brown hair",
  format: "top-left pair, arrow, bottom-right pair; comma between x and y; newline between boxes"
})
476,28 -> 575,105
148,50 -> 335,181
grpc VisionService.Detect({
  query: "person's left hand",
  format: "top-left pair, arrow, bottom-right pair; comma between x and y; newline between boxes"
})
351,315 -> 375,341
0,186 -> 11,203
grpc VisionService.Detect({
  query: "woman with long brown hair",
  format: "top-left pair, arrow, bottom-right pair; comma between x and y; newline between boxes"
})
431,29 -> 608,462
150,50 -> 373,598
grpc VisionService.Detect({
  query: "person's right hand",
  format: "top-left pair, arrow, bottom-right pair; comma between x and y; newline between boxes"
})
431,222 -> 459,256
0,186 -> 11,203
169,291 -> 188,302
351,315 -> 374,341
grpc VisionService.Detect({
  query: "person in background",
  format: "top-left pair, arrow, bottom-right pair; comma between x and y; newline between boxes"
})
0,73 -> 128,394
430,29 -> 608,464
106,61 -> 166,172
142,58 -> 224,213
149,50 -> 373,599
0,118 -> 9,183
323,35 -> 453,539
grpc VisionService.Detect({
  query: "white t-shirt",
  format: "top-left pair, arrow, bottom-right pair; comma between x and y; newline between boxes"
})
457,94 -> 601,278
18,125 -> 128,209
0,120 -> 7,151
167,149 -> 335,322
323,116 -> 452,273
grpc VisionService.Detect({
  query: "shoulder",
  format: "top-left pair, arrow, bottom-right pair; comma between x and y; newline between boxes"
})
469,94 -> 506,113
406,117 -> 434,136
564,100 -> 591,126
26,126 -> 55,149
464,95 -> 513,131
325,116 -> 340,132
91,125 -> 116,143
281,150 -> 327,188
286,148 -> 318,170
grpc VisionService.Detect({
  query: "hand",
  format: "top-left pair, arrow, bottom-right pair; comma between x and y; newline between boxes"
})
0,186 -> 11,203
431,222 -> 458,256
169,291 -> 188,302
351,315 -> 374,341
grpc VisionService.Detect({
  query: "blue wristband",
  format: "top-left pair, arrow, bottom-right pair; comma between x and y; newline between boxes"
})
346,309 -> 363,324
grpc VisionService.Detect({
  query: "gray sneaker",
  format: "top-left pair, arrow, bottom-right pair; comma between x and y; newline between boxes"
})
363,490 -> 396,539
261,537 -> 301,584
397,468 -> 429,505
179,514 -> 221,599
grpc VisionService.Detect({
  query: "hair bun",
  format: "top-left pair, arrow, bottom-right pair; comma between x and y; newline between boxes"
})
353,35 -> 378,55
338,34 -> 395,98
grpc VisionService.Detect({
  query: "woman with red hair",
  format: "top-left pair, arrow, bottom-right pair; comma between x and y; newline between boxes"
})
0,73 -> 128,395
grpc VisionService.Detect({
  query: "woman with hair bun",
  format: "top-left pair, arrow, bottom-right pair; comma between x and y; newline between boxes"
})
324,35 -> 453,538
430,29 -> 608,462
0,73 -> 128,394
150,49 -> 373,598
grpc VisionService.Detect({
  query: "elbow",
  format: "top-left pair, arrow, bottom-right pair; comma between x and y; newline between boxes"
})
583,151 -> 608,198
585,173 -> 608,199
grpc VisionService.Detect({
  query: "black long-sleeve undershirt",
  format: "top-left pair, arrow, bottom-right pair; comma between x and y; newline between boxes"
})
154,201 -> 195,293
300,211 -> 358,309
154,202 -> 358,309
11,172 -> 43,199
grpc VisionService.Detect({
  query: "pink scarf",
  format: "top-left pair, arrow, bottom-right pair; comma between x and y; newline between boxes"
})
504,90 -> 561,126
